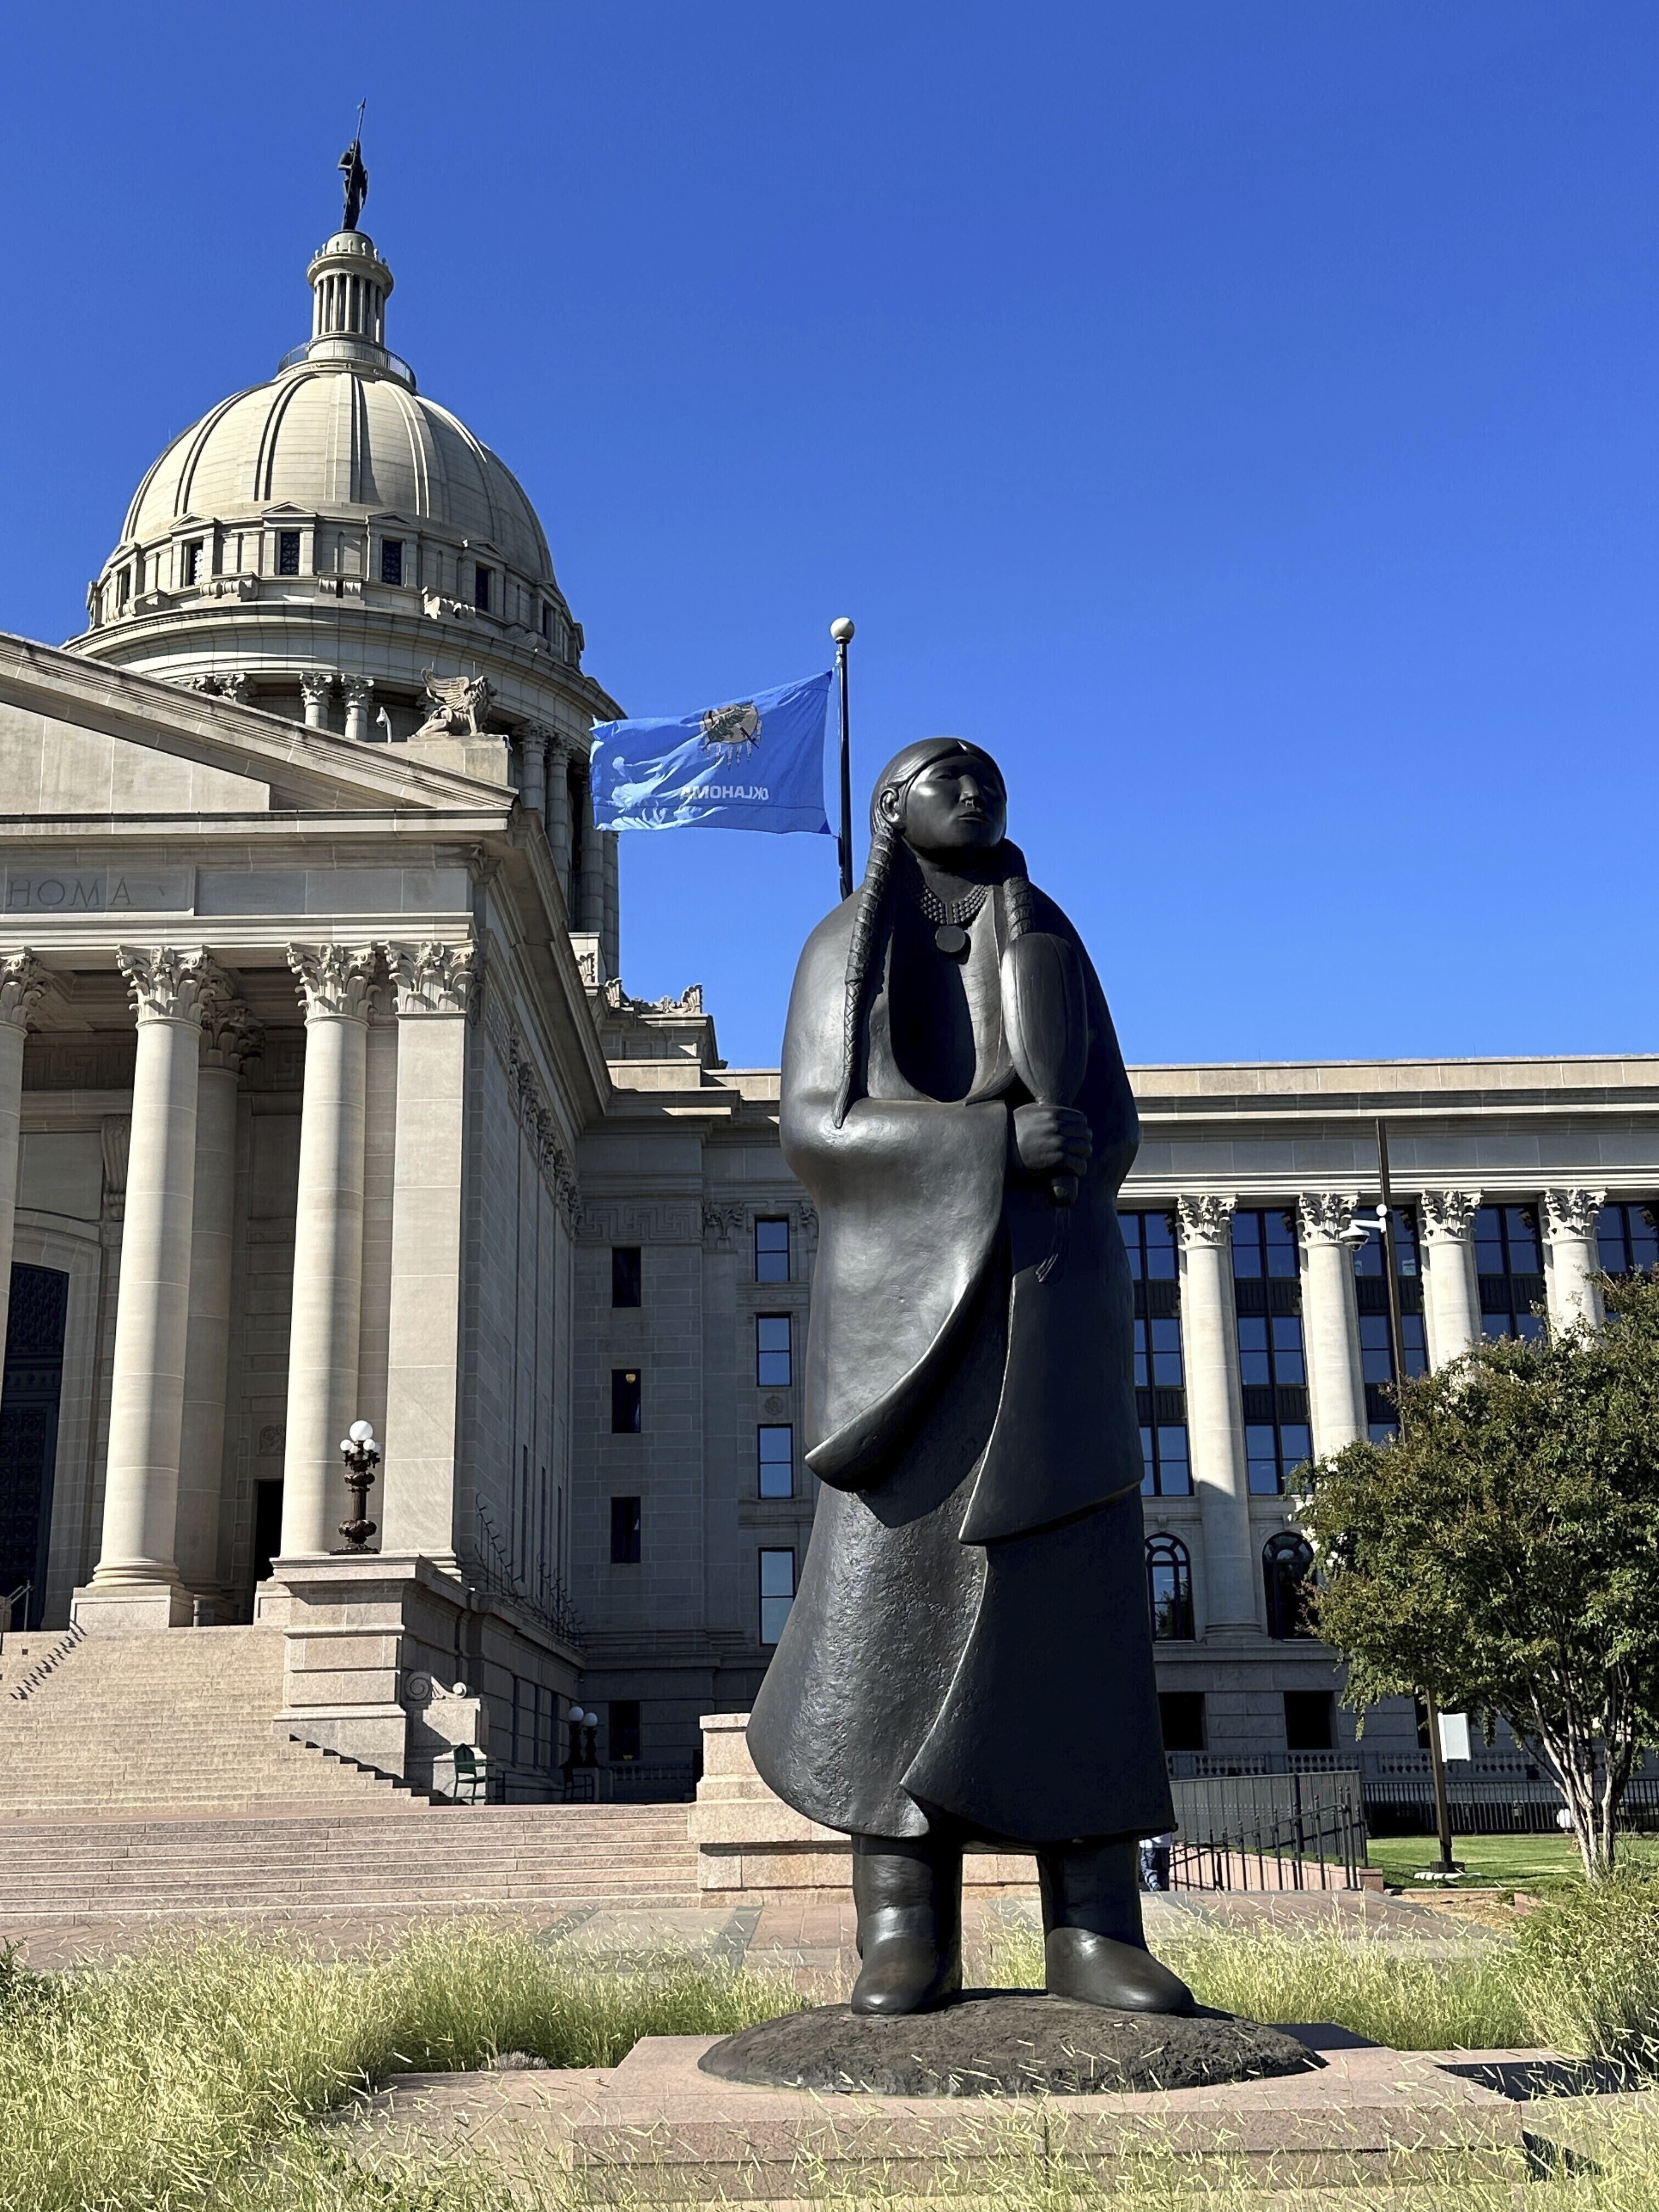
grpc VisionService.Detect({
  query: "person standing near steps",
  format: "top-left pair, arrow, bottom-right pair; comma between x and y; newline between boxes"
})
748,737 -> 1193,2018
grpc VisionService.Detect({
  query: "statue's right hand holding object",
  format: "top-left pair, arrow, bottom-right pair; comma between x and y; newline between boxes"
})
1012,1103 -> 1093,1190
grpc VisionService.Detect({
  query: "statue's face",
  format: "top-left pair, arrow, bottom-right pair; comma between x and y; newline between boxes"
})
883,754 -> 1007,859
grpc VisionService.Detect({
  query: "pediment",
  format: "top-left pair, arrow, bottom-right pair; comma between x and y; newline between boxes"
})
0,633 -> 515,817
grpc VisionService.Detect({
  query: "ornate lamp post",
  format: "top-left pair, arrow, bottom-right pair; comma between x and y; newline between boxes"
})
336,1418 -> 380,1551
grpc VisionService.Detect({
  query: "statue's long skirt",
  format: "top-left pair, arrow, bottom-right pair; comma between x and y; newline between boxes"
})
748,1256 -> 1176,1846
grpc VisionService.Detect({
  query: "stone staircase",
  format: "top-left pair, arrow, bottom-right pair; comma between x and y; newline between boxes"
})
0,1624 -> 427,1819
0,1804 -> 702,1932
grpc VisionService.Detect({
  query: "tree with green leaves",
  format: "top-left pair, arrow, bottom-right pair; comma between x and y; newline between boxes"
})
1299,1274 -> 1659,1880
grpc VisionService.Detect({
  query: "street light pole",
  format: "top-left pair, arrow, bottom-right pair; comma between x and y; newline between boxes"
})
1375,1117 -> 1459,1877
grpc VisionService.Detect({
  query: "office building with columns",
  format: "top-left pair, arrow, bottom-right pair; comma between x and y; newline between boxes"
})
0,187 -> 1654,1797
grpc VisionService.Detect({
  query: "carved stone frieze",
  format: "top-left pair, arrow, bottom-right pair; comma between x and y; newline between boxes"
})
1296,1192 -> 1358,1245
388,939 -> 475,1017
117,945 -> 214,1026
1175,1193 -> 1237,1249
1542,1187 -> 1607,1243
0,950 -> 49,1031
287,943 -> 380,1022
1419,1189 -> 1482,1243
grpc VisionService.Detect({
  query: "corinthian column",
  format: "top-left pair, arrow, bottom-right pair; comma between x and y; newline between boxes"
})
342,675 -> 375,744
517,725 -> 548,819
544,736 -> 574,902
175,980 -> 259,1602
279,944 -> 377,1556
1296,1193 -> 1367,1455
578,769 -> 605,938
80,947 -> 213,1629
300,672 -> 334,730
1420,1189 -> 1482,1364
601,831 -> 620,983
0,952 -> 49,1361
1543,1188 -> 1607,1333
1175,1194 -> 1259,1638
381,941 -> 474,1563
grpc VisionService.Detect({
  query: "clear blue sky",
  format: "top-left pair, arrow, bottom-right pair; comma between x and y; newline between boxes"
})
2,4 -> 1652,1067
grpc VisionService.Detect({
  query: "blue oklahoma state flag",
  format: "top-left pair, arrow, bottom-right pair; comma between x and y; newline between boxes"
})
589,671 -> 832,837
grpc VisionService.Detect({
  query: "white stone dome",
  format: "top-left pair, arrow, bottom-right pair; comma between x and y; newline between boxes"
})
67,216 -> 617,754
121,366 -> 556,589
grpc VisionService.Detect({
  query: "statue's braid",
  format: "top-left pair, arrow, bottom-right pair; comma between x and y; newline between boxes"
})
833,819 -> 898,1128
1002,844 -> 1035,942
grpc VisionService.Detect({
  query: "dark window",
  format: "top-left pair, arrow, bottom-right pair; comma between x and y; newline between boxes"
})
1146,1533 -> 1194,1640
610,1494 -> 641,1564
756,1315 -> 791,1387
1263,1532 -> 1316,1640
1352,1207 -> 1426,1436
755,1218 -> 790,1283
0,1265 -> 68,1630
760,1548 -> 795,1643
1474,1205 -> 1546,1341
1233,1210 -> 1309,1493
276,530 -> 301,576
380,538 -> 404,586
115,567 -> 131,608
611,1369 -> 641,1433
1159,1691 -> 1206,1753
252,1480 -> 284,1584
610,1699 -> 641,1762
182,539 -> 204,585
474,563 -> 493,611
611,1246 -> 642,1308
1598,1202 -> 1659,1278
758,1424 -> 793,1498
1284,1690 -> 1335,1753
1123,1211 -> 1190,1495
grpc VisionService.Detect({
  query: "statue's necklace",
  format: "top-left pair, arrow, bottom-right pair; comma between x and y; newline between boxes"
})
913,879 -> 989,957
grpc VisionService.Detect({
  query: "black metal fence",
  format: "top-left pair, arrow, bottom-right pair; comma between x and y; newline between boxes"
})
1165,1771 -> 1365,1892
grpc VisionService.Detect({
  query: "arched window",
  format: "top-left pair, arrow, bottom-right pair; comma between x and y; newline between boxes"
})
1146,1534 -> 1194,1641
1263,1532 -> 1316,1641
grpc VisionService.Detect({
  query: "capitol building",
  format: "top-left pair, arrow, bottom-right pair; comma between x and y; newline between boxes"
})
0,182 -> 1652,1807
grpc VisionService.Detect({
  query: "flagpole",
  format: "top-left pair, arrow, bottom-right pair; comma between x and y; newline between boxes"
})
831,618 -> 855,900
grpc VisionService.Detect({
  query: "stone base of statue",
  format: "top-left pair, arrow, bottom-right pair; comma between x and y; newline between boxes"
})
699,1992 -> 1313,2097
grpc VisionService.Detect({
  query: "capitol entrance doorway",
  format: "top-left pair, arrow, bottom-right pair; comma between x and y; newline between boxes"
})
0,1264 -> 68,1632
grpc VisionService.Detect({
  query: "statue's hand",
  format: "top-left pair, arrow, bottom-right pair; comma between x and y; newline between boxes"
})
1012,1104 -> 1092,1181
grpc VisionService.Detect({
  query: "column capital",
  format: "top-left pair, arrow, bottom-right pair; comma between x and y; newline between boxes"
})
342,674 -> 375,707
199,970 -> 262,1074
287,943 -> 380,1022
1175,1193 -> 1236,1249
1420,1188 -> 1482,1242
1297,1191 -> 1358,1245
387,939 -> 476,1017
1543,1187 -> 1606,1242
0,950 -> 49,1031
117,945 -> 214,1026
299,671 -> 336,706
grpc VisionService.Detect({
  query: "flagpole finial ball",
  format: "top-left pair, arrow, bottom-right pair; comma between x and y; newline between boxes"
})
830,617 -> 855,645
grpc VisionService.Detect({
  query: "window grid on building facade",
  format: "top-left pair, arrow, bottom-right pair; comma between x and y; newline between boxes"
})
1146,1532 -> 1194,1640
1598,1202 -> 1659,1277
759,1547 -> 795,1644
755,1218 -> 789,1283
1231,1209 -> 1311,1493
1352,1206 -> 1427,1438
1121,1210 -> 1190,1494
1475,1204 -> 1546,1340
755,1314 -> 791,1387
757,1423 -> 793,1498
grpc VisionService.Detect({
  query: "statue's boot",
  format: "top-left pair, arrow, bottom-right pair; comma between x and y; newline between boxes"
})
849,1832 -> 963,2016
1039,1838 -> 1195,2014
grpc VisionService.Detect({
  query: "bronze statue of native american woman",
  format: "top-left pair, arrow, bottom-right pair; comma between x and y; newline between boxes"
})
747,737 -> 1194,2016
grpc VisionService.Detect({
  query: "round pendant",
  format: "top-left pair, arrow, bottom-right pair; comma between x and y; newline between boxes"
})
934,923 -> 970,957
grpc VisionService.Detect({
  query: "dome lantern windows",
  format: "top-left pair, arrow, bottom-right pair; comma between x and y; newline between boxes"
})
180,540 -> 204,589
380,539 -> 404,588
276,531 -> 301,578
473,565 -> 493,613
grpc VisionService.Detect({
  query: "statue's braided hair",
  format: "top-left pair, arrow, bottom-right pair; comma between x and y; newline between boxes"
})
832,739 -> 1034,1127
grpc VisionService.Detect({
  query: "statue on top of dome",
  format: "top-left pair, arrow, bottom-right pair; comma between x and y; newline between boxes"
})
338,120 -> 369,233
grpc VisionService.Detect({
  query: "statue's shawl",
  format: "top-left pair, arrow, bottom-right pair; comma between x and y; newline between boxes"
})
781,878 -> 1139,1519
